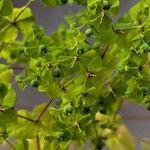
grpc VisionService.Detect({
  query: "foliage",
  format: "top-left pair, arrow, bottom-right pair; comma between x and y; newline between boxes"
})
0,0 -> 150,149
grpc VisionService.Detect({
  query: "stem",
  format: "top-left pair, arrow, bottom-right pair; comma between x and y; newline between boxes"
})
0,42 -> 5,52
9,66 -> 26,70
13,0 -> 34,22
101,45 -> 109,59
36,135 -> 41,150
112,98 -> 123,120
0,24 -> 11,34
5,139 -> 15,150
63,75 -> 79,87
18,114 -> 35,123
35,99 -> 54,122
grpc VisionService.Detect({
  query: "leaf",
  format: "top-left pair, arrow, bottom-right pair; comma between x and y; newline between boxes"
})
141,141 -> 150,150
0,109 -> 17,131
41,0 -> 58,7
106,125 -> 135,150
13,110 -> 38,139
0,25 -> 18,42
0,64 -> 13,82
109,0 -> 120,16
0,0 -> 13,16
3,87 -> 16,108
88,55 -> 102,72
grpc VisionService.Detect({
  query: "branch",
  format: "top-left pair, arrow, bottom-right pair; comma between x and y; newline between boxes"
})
112,99 -> 123,120
18,114 -> 35,123
101,45 -> 109,59
36,135 -> 41,150
5,139 -> 15,150
13,0 -> 34,22
35,99 -> 54,123
0,42 -> 4,52
9,66 -> 26,70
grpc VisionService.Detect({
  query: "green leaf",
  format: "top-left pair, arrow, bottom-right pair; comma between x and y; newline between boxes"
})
0,25 -> 18,42
0,109 -> 17,131
109,0 -> 120,16
88,55 -> 102,72
13,110 -> 38,139
141,141 -> 150,150
3,87 -> 16,108
107,125 -> 135,150
41,0 -> 58,7
0,64 -> 13,82
0,0 -> 13,16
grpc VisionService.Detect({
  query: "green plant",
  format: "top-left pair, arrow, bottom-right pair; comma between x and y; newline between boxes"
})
0,0 -> 150,149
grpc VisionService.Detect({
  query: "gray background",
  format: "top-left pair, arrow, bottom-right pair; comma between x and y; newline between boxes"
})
1,0 -> 150,150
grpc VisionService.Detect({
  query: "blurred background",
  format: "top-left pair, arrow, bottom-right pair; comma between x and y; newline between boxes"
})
1,0 -> 150,149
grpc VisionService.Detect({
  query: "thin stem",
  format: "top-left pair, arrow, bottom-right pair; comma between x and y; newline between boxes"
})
5,139 -> 15,150
101,45 -> 109,59
36,135 -> 41,150
9,66 -> 26,70
112,98 -> 123,120
13,0 -> 34,22
36,99 -> 54,122
18,114 -> 35,123
63,75 -> 79,87
0,24 -> 11,34
0,42 -> 5,52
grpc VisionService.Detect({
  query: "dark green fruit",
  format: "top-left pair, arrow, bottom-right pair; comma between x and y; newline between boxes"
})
88,2 -> 96,11
31,79 -> 40,89
143,87 -> 149,97
58,0 -> 67,5
38,44 -> 48,55
85,28 -> 93,37
56,132 -> 65,141
0,82 -> 7,98
10,51 -> 17,59
17,46 -> 25,55
99,106 -> 107,114
102,1 -> 111,10
76,46 -> 85,55
81,105 -> 90,114
63,104 -> 73,115
94,137 -> 105,150
52,67 -> 62,78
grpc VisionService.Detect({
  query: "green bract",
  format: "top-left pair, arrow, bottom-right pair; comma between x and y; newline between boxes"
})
0,0 -> 150,149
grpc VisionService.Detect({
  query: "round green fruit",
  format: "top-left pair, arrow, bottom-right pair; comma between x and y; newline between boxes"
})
63,104 -> 73,116
85,28 -> 93,37
76,46 -> 85,55
38,44 -> 48,55
10,51 -> 17,59
0,82 -> 7,98
52,67 -> 62,78
56,132 -> 65,141
58,0 -> 67,5
88,2 -> 96,11
81,105 -> 90,114
31,79 -> 40,89
103,1 -> 111,10
17,46 -> 25,55
95,138 -> 105,150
